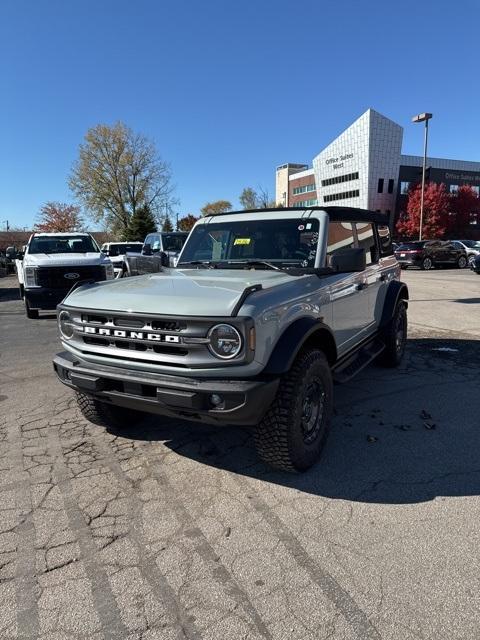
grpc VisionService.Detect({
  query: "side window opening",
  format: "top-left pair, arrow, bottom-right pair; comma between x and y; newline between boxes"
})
326,222 -> 355,266
355,223 -> 377,265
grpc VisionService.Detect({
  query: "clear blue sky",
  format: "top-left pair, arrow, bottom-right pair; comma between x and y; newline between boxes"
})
1,0 -> 479,230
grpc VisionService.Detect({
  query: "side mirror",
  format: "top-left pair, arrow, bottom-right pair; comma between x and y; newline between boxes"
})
5,246 -> 16,259
142,243 -> 152,256
160,251 -> 169,267
330,248 -> 366,273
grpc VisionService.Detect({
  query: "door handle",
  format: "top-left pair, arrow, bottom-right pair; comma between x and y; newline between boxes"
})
356,282 -> 368,291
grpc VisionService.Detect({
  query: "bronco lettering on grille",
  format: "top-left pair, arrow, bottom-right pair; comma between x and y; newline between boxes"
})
82,326 -> 180,342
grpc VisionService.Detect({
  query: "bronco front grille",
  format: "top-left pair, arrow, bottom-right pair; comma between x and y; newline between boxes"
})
61,307 -> 251,369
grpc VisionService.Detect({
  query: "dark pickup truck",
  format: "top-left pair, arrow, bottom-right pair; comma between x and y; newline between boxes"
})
123,232 -> 189,276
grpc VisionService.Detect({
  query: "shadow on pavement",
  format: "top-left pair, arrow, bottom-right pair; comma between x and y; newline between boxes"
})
112,337 -> 480,505
0,286 -> 21,302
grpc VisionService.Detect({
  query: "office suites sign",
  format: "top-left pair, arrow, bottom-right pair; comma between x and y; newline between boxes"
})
445,172 -> 480,184
325,153 -> 354,170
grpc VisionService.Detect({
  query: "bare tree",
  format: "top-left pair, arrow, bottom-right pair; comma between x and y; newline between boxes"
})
69,122 -> 173,235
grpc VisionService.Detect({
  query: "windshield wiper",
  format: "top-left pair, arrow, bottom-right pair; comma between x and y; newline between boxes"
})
177,260 -> 217,268
226,260 -> 284,272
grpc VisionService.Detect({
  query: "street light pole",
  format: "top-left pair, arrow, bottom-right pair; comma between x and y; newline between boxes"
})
412,113 -> 433,241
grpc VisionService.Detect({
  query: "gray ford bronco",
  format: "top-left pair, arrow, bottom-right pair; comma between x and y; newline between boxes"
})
53,207 -> 408,472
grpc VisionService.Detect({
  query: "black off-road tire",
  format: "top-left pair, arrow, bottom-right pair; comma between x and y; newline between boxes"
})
76,392 -> 144,430
25,298 -> 39,319
379,301 -> 407,367
457,255 -> 467,269
254,349 -> 333,473
421,257 -> 433,270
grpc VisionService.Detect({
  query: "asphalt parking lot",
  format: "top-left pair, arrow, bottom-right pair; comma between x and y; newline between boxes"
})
1,269 -> 480,640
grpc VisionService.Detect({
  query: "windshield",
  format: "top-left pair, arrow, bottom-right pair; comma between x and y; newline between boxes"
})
107,243 -> 143,257
179,218 -> 319,267
162,234 -> 187,252
28,235 -> 99,254
459,240 -> 480,248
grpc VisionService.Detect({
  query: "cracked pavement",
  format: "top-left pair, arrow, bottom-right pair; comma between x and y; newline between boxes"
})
1,270 -> 479,639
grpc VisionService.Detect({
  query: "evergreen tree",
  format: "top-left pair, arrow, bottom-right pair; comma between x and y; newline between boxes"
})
162,215 -> 174,232
125,204 -> 157,241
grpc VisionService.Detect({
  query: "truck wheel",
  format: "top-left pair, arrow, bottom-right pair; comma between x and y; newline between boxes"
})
76,392 -> 144,430
254,349 -> 333,472
25,298 -> 39,319
379,301 -> 407,367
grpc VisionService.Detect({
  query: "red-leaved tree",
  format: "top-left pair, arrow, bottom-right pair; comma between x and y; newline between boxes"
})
177,214 -> 199,232
35,202 -> 83,232
447,185 -> 480,236
396,182 -> 450,239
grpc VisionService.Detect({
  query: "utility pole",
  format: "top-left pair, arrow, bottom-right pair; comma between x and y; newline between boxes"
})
2,220 -> 9,231
411,113 -> 433,241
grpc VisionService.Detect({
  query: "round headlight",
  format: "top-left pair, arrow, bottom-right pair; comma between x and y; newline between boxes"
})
208,324 -> 242,359
58,310 -> 74,339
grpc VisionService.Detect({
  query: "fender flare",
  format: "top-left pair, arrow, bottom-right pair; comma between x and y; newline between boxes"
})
379,281 -> 409,329
262,318 -> 337,376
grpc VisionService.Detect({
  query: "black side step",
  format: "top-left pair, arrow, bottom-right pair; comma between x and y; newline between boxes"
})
332,337 -> 385,384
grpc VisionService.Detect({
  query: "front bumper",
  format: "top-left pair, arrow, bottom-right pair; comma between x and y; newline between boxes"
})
25,287 -> 69,310
53,351 -> 279,426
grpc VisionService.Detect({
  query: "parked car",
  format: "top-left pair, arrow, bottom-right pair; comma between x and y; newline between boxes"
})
16,232 -> 114,318
53,206 -> 408,472
123,231 -> 188,276
449,240 -> 480,266
0,251 -> 8,277
471,253 -> 480,274
394,240 -> 468,270
100,242 -> 144,278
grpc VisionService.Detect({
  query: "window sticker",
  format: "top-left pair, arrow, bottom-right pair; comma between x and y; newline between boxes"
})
306,223 -> 312,229
234,238 -> 251,245
298,224 -> 305,231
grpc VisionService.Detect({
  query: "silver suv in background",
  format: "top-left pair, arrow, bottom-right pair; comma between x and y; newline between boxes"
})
53,207 -> 408,472
450,240 -> 480,266
100,242 -> 144,277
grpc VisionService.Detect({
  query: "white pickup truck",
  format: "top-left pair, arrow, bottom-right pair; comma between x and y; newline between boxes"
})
16,232 -> 114,318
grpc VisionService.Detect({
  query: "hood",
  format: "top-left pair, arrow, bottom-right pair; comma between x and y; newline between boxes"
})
25,253 -> 111,268
64,267 -> 298,316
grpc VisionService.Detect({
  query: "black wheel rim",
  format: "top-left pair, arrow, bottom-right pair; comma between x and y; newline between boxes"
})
301,378 -> 325,445
424,258 -> 432,269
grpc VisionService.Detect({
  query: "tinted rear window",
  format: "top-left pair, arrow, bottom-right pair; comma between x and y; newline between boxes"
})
397,242 -> 425,250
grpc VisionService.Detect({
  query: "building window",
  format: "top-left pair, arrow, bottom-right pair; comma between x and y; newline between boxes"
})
388,179 -> 394,194
450,184 -> 459,193
323,190 -> 360,203
293,183 -> 315,195
293,198 -> 318,208
471,186 -> 480,195
400,181 -> 411,194
321,172 -> 359,187
377,179 -> 384,193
